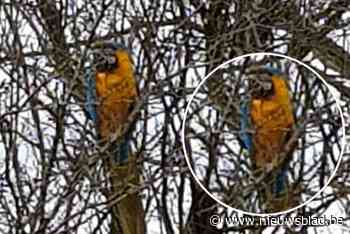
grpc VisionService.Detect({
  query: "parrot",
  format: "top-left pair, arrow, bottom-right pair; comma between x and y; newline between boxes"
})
239,65 -> 295,211
85,41 -> 138,163
84,41 -> 145,234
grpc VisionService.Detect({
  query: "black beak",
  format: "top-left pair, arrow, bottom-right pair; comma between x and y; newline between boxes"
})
93,48 -> 118,72
248,76 -> 274,98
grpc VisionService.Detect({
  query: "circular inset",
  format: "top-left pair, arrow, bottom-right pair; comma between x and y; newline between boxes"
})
181,52 -> 346,217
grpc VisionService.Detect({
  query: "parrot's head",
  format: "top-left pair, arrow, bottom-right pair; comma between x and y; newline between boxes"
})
246,65 -> 283,98
91,41 -> 129,72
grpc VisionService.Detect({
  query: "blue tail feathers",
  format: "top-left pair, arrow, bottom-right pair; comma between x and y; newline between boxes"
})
273,168 -> 287,195
117,135 -> 129,163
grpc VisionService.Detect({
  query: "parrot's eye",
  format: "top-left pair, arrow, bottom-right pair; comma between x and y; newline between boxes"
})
260,80 -> 273,90
93,48 -> 118,72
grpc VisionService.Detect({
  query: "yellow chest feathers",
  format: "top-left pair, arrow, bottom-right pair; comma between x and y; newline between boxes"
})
95,50 -> 137,138
251,76 -> 294,128
95,50 -> 137,101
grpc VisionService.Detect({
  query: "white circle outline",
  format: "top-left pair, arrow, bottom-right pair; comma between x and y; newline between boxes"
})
181,52 -> 346,217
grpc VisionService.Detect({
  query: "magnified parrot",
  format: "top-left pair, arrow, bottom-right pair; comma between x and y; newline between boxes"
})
84,40 -> 144,234
239,65 -> 295,212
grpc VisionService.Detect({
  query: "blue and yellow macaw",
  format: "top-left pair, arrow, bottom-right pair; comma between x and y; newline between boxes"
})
84,41 -> 144,234
239,65 -> 295,211
85,41 -> 137,163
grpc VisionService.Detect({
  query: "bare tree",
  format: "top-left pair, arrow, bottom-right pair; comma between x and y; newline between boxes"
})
0,0 -> 349,234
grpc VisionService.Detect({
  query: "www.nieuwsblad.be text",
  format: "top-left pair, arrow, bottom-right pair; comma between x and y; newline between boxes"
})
209,214 -> 344,227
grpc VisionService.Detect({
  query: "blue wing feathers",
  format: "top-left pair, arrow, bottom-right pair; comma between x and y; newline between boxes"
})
84,67 -> 98,124
239,100 -> 253,153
